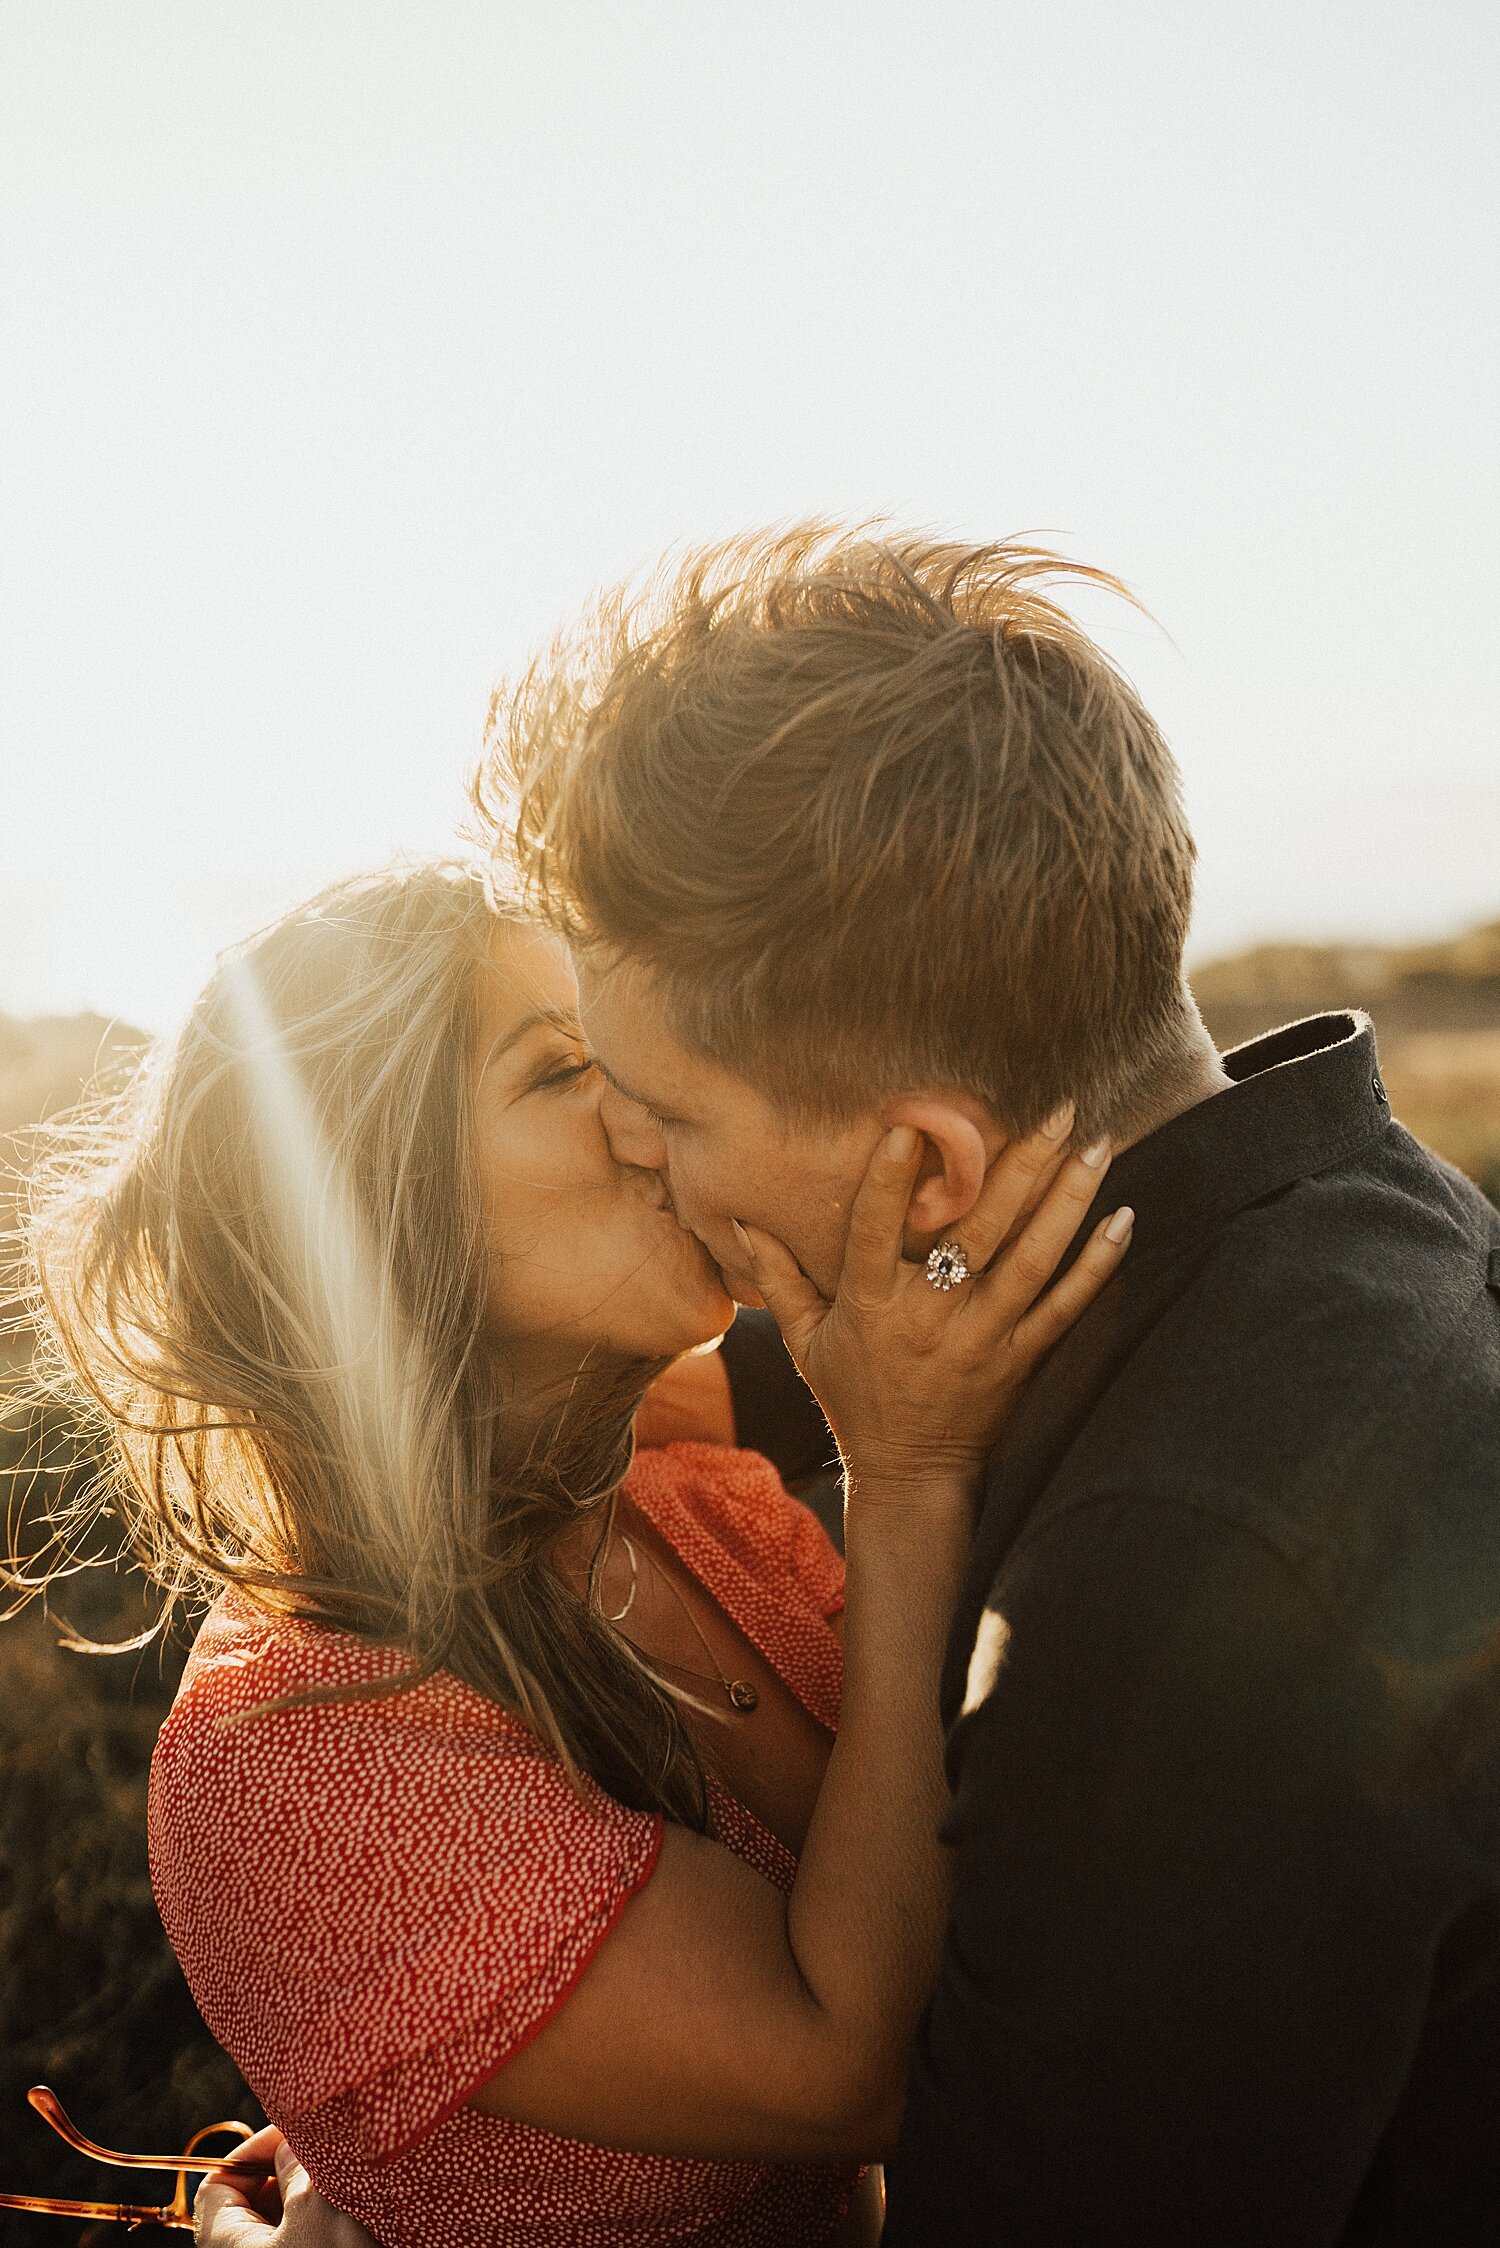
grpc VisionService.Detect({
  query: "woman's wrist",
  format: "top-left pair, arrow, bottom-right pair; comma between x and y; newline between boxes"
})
840,1449 -> 983,1508
839,1462 -> 981,1539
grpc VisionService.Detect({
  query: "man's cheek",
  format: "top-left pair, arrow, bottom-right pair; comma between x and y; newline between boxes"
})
667,1154 -> 729,1235
683,1193 -> 768,1310
720,1246 -> 768,1312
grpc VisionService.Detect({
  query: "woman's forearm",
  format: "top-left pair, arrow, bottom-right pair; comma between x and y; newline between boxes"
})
783,1478 -> 975,2144
466,1477 -> 977,2168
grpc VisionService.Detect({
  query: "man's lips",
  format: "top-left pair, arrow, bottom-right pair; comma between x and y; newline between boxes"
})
635,1173 -> 678,1219
641,1179 -> 745,1282
630,1171 -> 753,1292
638,1172 -> 694,1233
639,1175 -> 712,1247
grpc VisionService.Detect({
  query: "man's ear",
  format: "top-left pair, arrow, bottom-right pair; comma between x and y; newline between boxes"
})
882,1094 -> 1001,1244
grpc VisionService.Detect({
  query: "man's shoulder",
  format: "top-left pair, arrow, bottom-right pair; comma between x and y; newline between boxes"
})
1089,1119 -> 1490,1433
1024,1124 -> 1500,1668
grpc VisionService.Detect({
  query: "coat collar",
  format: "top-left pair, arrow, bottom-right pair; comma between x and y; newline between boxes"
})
1092,1011 -> 1390,1263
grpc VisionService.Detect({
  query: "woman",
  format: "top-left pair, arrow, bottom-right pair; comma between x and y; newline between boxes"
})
28,863 -> 1128,2247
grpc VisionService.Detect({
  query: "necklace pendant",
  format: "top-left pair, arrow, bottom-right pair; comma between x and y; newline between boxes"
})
727,1679 -> 759,1713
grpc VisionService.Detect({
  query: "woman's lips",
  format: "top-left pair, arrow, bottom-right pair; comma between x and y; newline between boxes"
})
637,1182 -> 736,1285
639,1176 -> 692,1231
628,1172 -> 731,1276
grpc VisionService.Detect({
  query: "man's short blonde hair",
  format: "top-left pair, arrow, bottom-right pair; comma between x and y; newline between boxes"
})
482,524 -> 1200,1142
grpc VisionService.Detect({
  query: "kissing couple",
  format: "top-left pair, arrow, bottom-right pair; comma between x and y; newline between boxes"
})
28,527 -> 1500,2246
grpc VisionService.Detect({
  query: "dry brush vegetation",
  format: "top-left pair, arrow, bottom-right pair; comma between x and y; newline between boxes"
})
2,1014 -> 261,2241
1191,917 -> 1500,1207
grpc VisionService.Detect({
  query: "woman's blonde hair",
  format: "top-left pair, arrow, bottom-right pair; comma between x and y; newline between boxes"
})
12,864 -> 710,1829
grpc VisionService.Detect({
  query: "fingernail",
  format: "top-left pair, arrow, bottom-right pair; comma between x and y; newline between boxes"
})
729,1219 -> 756,1260
1104,1205 -> 1135,1243
1042,1101 -> 1075,1139
884,1125 -> 919,1162
1079,1138 -> 1111,1168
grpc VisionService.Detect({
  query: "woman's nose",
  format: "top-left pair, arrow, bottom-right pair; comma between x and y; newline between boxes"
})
598,1082 -> 669,1171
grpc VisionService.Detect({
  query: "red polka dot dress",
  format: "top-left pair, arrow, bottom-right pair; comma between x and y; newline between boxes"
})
148,1444 -> 860,2247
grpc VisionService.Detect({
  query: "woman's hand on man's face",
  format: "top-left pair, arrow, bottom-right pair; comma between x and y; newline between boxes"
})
194,2128 -> 380,2248
733,1118 -> 1132,1497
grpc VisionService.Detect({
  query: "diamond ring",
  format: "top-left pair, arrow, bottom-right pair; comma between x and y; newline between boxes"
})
926,1239 -> 971,1291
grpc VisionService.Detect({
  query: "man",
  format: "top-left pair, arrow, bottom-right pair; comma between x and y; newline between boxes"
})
204,526 -> 1500,2244
483,526 -> 1500,2243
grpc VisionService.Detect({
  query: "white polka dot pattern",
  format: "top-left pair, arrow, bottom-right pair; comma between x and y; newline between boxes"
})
148,1444 -> 858,2247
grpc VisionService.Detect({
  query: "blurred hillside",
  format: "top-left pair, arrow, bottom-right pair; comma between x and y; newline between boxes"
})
1191,917 -> 1500,1042
0,1011 -> 148,1152
1190,917 -> 1500,1206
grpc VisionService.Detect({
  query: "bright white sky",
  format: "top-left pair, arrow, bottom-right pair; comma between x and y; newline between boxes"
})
2,1 -> 1497,1033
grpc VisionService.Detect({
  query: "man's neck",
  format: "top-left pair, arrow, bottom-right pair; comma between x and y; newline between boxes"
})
1110,1018 -> 1234,1159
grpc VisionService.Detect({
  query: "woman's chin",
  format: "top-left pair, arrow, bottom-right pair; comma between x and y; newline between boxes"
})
606,1317 -> 730,1373
664,1282 -> 738,1356
639,1270 -> 737,1360
579,1219 -> 737,1364
652,1217 -> 738,1344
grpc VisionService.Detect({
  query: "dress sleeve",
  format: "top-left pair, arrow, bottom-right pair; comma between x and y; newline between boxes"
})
781,1483 -> 846,1620
635,1440 -> 846,1626
149,1648 -> 662,2165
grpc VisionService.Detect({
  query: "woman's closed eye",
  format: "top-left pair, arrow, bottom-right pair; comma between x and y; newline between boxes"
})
534,1053 -> 600,1095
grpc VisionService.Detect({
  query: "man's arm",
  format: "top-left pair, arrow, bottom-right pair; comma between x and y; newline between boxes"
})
883,1493 -> 1460,2248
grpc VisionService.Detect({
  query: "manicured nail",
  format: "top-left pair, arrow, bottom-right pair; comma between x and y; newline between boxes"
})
1104,1205 -> 1135,1244
729,1219 -> 755,1260
1042,1101 -> 1075,1139
1078,1138 -> 1111,1168
884,1126 -> 920,1162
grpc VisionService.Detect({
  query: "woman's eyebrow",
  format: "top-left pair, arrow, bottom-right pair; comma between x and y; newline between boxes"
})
485,1004 -> 583,1066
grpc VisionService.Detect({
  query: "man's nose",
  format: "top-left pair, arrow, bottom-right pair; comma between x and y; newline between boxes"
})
598,1082 -> 669,1171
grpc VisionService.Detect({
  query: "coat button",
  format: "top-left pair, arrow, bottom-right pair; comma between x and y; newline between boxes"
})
1372,1074 -> 1387,1102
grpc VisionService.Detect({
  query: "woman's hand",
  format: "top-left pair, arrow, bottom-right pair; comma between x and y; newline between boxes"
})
735,1122 -> 1130,1496
194,2128 -> 379,2248
461,1137 -> 1116,2173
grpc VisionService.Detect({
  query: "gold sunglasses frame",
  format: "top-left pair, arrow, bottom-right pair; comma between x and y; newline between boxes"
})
0,2084 -> 275,2232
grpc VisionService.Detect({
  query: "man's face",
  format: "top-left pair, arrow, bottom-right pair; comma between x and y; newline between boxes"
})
574,954 -> 882,1304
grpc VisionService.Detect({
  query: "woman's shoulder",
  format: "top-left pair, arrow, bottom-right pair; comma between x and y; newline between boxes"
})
175,1585 -> 393,1691
149,1589 -> 663,2145
626,1443 -> 844,1619
165,1589 -> 511,1742
153,1593 -> 584,1850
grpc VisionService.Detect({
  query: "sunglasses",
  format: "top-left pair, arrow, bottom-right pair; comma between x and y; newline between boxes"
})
0,2084 -> 274,2232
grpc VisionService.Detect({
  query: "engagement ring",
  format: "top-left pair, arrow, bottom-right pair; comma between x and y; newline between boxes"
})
926,1240 -> 971,1290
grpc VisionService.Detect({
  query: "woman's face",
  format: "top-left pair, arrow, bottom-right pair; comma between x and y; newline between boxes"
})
472,920 -> 735,1389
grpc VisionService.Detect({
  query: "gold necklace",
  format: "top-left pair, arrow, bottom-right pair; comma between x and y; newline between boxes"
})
636,1543 -> 760,1714
601,1531 -> 640,1624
